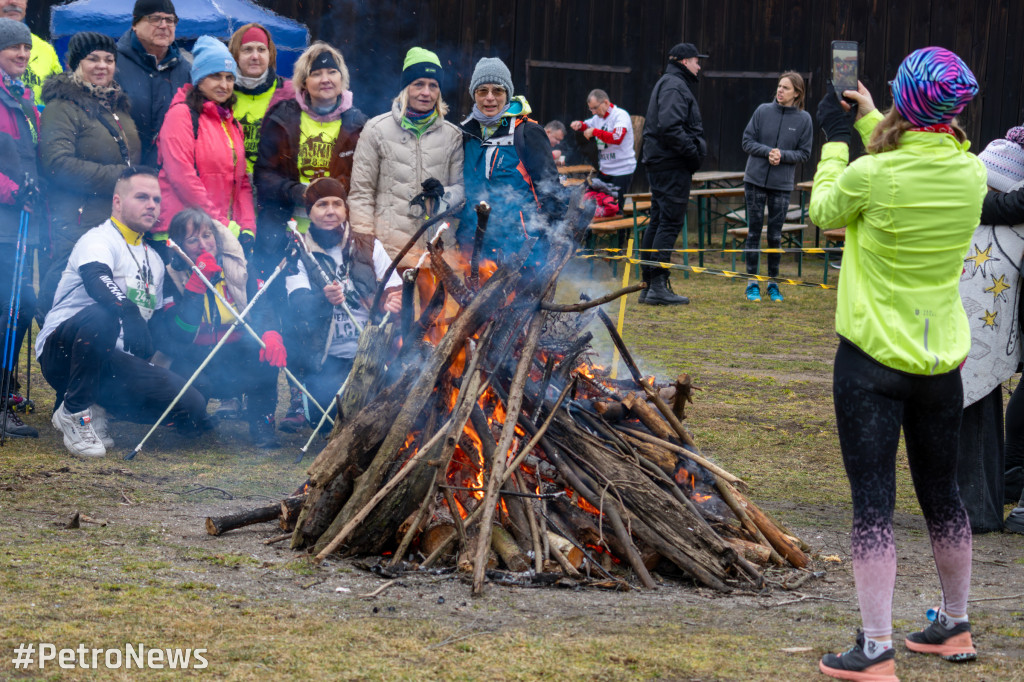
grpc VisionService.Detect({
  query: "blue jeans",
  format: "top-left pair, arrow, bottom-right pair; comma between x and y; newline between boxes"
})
744,183 -> 790,278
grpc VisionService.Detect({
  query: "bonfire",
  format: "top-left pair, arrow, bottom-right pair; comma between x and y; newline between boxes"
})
206,189 -> 809,594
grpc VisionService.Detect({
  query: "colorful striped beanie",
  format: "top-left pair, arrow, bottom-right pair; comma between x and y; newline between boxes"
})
891,47 -> 978,127
978,127 -> 1024,192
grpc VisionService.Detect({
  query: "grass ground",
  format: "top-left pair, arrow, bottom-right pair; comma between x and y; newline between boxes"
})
0,249 -> 1021,681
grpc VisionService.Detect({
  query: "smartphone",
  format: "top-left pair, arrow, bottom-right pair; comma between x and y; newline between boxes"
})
831,40 -> 858,99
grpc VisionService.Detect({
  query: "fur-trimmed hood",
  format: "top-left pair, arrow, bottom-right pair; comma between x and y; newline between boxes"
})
41,71 -> 132,113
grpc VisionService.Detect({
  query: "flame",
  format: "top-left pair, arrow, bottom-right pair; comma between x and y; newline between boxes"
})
479,259 -> 498,283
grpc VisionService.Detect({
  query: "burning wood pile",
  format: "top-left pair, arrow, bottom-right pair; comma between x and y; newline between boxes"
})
207,190 -> 809,594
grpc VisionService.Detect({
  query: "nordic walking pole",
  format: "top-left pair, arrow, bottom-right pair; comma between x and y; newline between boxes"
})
165,239 -> 332,424
295,310 -> 393,462
286,220 -> 363,334
123,254 -> 291,461
1,210 -> 28,445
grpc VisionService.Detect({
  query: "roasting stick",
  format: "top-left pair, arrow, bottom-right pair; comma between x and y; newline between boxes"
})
164,239 -> 333,425
539,282 -> 646,312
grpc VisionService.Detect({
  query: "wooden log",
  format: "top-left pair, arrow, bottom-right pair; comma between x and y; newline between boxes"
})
490,525 -> 530,572
732,488 -> 809,568
422,523 -> 457,559
592,400 -> 626,422
725,537 -> 773,564
540,283 -> 647,312
622,393 -> 676,442
206,495 -> 307,536
672,374 -> 695,421
278,495 -> 306,531
546,531 -> 585,569
616,427 -> 745,489
334,321 -> 395,435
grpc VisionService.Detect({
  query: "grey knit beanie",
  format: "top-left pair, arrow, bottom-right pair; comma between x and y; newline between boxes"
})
469,57 -> 513,99
0,18 -> 31,53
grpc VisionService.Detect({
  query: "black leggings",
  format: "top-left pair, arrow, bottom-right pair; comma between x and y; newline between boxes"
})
832,340 -> 972,638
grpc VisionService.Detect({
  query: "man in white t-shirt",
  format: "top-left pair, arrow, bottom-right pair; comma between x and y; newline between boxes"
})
570,89 -> 637,212
37,167 -> 210,457
285,178 -> 402,426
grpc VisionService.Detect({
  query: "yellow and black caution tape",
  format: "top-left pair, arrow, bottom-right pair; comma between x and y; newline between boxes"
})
576,254 -> 838,290
584,246 -> 843,255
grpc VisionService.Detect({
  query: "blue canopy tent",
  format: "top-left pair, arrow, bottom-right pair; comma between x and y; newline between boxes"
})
50,0 -> 309,77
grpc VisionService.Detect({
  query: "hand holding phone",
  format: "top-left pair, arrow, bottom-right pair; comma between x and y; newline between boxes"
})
831,41 -> 858,100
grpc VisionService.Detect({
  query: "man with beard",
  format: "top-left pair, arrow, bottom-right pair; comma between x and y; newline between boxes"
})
36,167 -> 211,457
1,0 -> 61,105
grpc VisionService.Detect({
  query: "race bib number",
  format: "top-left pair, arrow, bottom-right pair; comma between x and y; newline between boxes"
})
126,276 -> 157,320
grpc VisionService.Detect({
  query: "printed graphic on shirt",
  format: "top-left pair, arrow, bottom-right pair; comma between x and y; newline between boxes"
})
298,117 -> 342,183
237,112 -> 261,166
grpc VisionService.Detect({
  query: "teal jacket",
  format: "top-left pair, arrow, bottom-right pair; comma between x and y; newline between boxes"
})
810,109 -> 987,375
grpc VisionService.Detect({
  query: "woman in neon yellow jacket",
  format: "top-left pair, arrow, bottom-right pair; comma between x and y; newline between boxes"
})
810,48 -> 987,682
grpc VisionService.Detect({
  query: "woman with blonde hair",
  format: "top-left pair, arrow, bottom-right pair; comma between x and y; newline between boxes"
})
348,46 -> 464,270
811,47 -> 985,680
253,40 -> 367,432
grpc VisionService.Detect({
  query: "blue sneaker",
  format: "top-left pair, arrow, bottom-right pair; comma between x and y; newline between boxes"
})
745,283 -> 761,302
766,283 -> 784,302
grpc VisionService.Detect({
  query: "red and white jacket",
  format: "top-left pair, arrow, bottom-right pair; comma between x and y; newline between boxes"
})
579,103 -> 636,176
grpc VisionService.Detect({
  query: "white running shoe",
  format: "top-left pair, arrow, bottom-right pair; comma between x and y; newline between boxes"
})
52,403 -> 106,457
90,405 -> 115,449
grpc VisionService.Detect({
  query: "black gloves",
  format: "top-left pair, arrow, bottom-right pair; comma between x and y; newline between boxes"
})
238,231 -> 255,259
121,306 -> 155,359
816,85 -> 857,144
15,174 -> 39,208
420,177 -> 445,202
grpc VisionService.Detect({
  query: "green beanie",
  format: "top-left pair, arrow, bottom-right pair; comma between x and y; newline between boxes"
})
401,47 -> 443,89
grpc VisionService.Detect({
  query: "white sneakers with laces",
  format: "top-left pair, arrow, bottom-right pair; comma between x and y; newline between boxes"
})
52,403 -> 106,457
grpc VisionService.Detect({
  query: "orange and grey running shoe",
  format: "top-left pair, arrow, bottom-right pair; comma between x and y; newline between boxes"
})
905,620 -> 977,662
819,632 -> 898,681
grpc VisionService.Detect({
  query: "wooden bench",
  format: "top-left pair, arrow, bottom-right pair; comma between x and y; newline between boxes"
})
821,228 -> 846,283
726,224 -> 810,276
585,216 -> 638,275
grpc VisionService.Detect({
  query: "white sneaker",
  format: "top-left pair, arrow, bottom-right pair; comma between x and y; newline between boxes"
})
52,403 -> 106,457
90,405 -> 115,449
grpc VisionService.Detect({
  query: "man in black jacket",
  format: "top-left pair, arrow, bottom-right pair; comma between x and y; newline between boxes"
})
114,0 -> 191,167
640,42 -> 708,305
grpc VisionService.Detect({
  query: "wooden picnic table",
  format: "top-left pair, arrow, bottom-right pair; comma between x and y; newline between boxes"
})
691,187 -> 746,266
560,164 -> 596,176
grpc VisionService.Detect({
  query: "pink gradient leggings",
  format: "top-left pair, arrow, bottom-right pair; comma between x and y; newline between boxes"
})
832,340 -> 973,639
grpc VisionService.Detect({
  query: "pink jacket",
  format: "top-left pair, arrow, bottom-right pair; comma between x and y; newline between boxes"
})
156,84 -> 256,235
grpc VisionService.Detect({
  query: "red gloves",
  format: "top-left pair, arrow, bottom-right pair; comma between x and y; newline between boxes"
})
259,330 -> 287,367
184,252 -> 223,293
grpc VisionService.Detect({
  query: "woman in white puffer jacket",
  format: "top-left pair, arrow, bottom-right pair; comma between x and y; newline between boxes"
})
348,47 -> 464,269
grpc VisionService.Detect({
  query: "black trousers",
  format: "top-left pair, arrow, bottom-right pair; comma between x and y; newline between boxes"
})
643,167 -> 692,266
40,304 -> 208,426
305,355 -> 355,424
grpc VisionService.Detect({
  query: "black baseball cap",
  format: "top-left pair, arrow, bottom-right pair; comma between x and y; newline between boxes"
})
669,43 -> 709,60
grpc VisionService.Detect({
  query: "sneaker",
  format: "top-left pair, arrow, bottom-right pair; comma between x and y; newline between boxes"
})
1005,506 -> 1024,534
745,283 -> 761,302
3,405 -> 38,438
766,282 -> 784,302
214,397 -> 243,420
250,414 -> 281,448
905,619 -> 977,662
90,405 -> 115,449
51,403 -> 105,457
278,386 -> 306,433
819,632 -> 898,681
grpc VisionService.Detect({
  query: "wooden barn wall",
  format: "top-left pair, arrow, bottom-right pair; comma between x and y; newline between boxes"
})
33,0 -> 1024,174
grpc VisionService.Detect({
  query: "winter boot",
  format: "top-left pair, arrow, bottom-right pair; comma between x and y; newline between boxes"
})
644,271 -> 689,306
250,413 -> 281,449
745,282 -> 761,302
278,386 -> 306,433
638,266 -> 651,304
766,282 -> 784,302
2,404 -> 38,439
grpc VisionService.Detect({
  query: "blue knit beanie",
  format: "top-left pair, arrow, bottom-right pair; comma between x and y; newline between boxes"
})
191,35 -> 238,85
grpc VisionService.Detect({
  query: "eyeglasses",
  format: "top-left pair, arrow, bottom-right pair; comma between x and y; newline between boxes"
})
143,14 -> 178,26
474,86 -> 506,98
